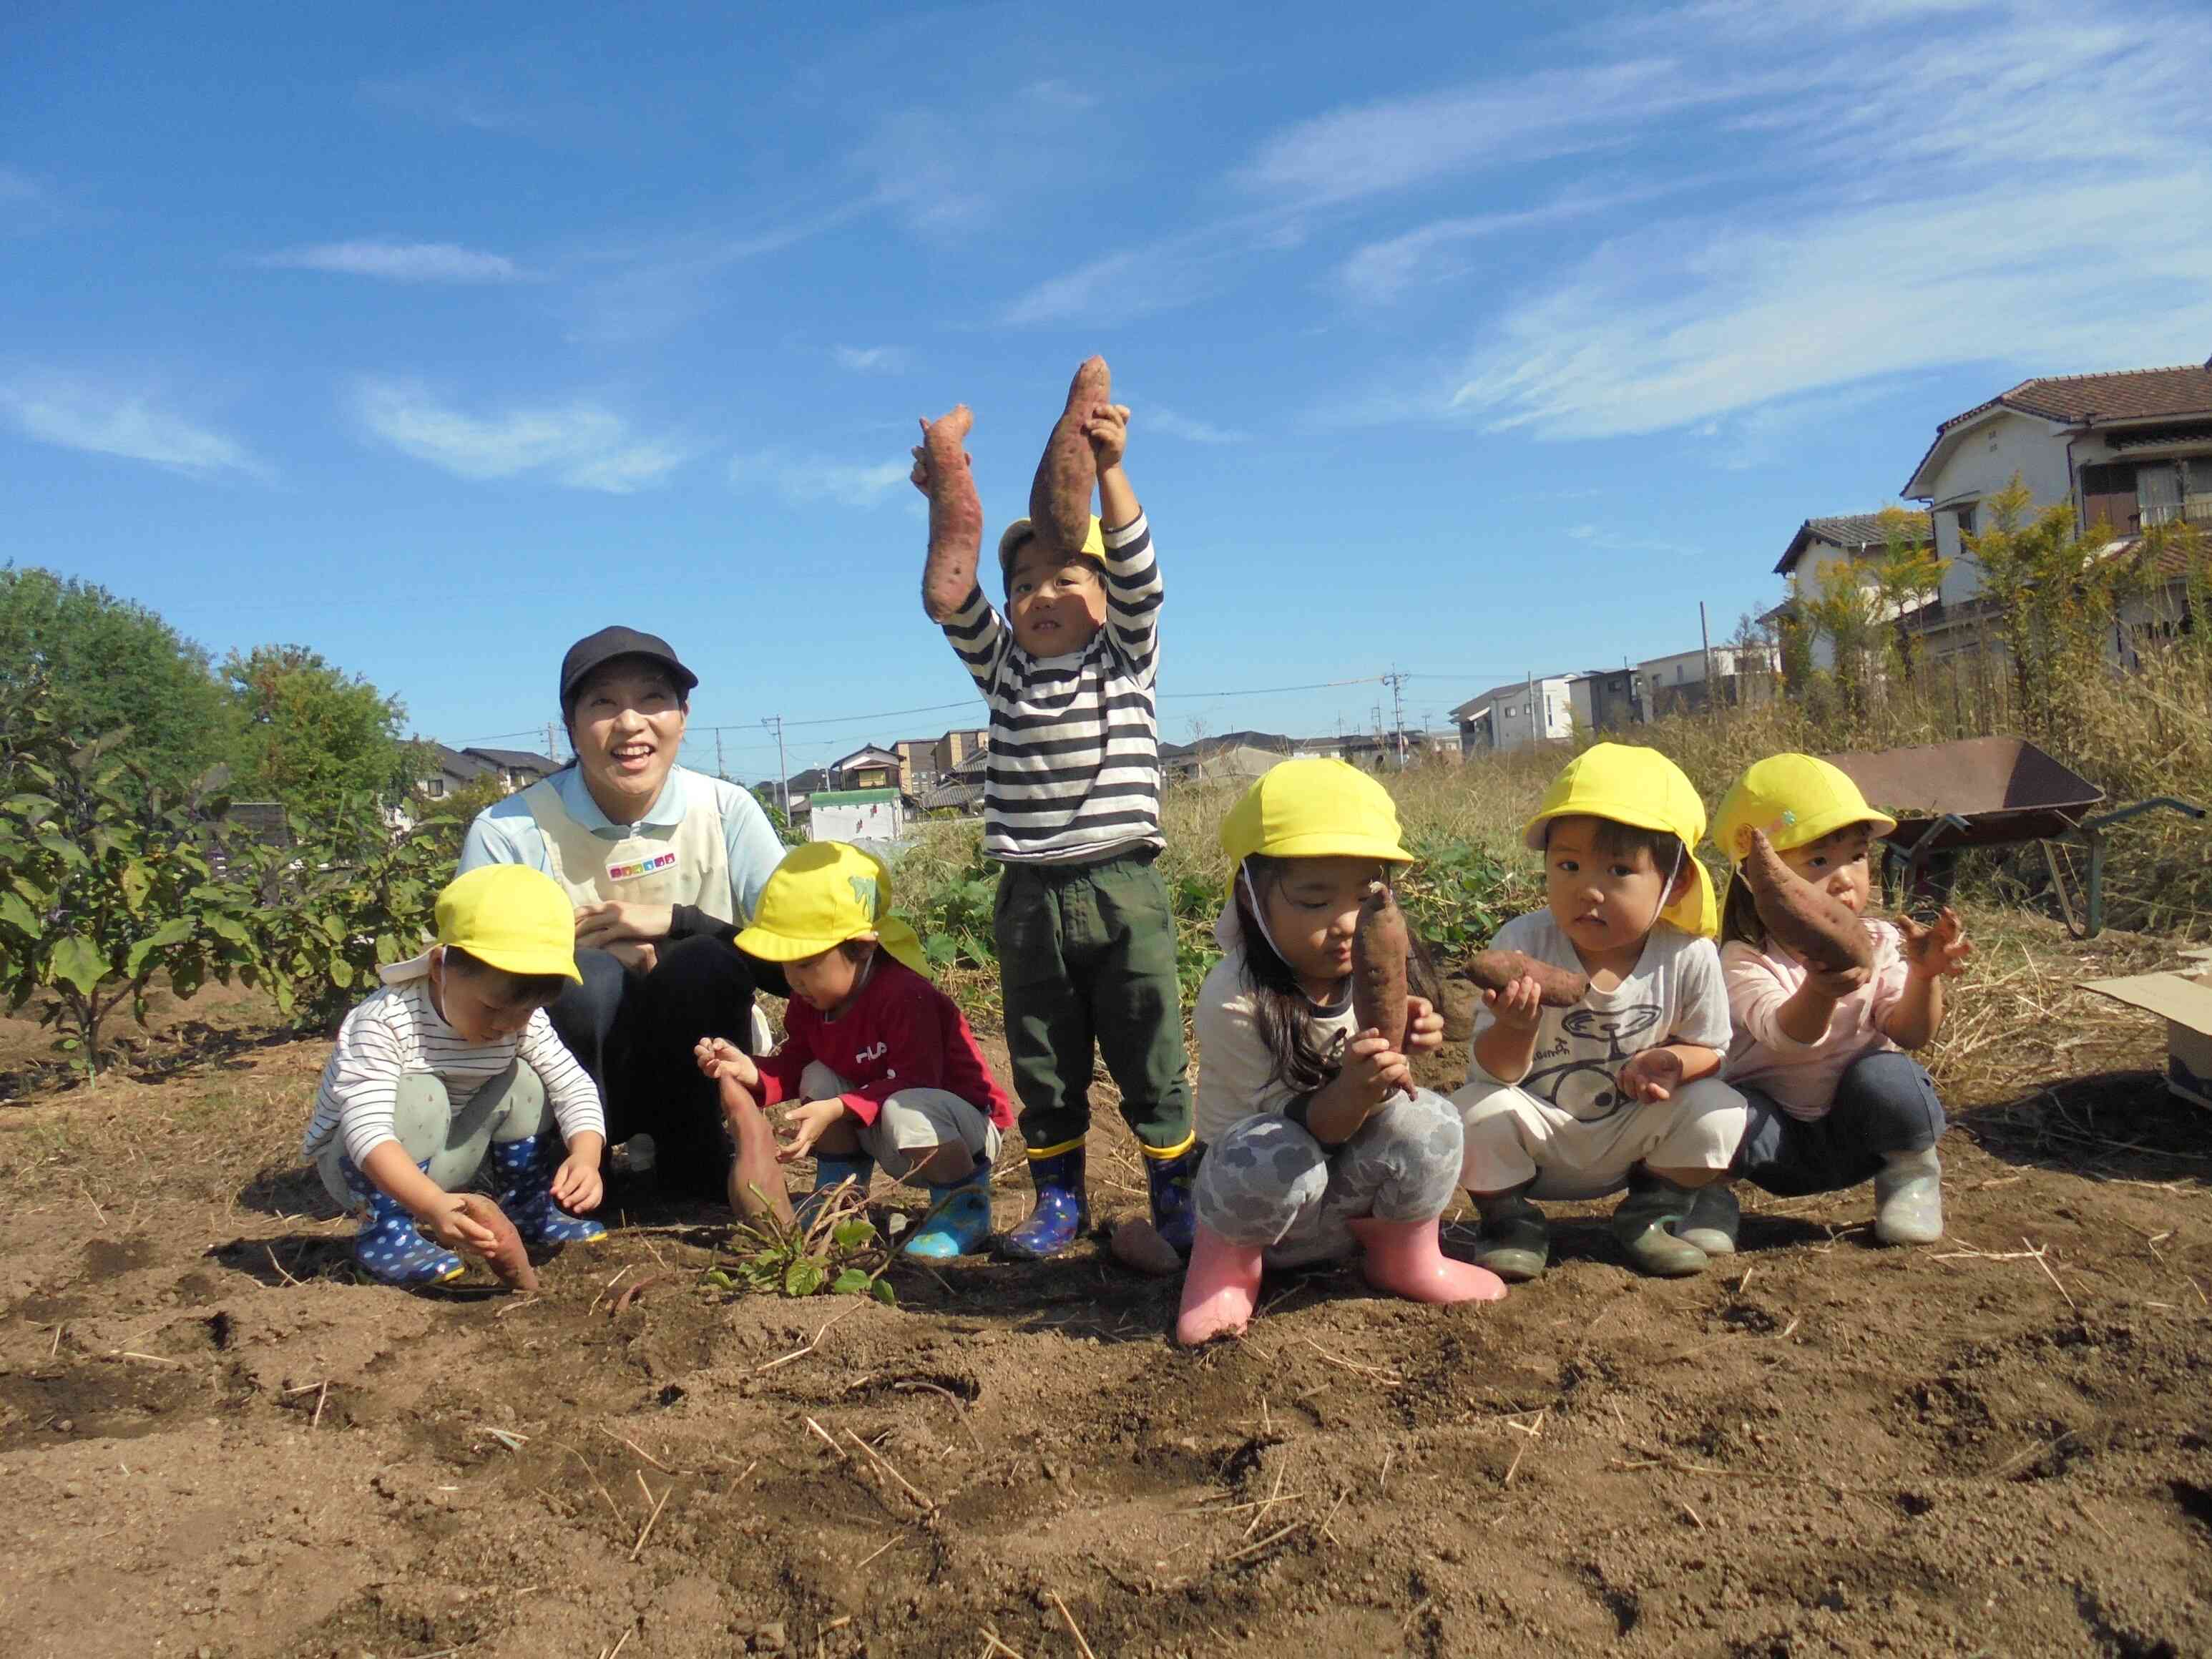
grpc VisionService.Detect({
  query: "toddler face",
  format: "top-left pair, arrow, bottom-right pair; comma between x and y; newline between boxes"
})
1006,539 -> 1107,657
1261,855 -> 1382,998
1777,823 -> 1875,916
1543,816 -> 1676,958
429,951 -> 548,1044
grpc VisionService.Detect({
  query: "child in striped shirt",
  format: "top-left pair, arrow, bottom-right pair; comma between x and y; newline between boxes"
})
910,386 -> 1197,1263
303,866 -> 607,1286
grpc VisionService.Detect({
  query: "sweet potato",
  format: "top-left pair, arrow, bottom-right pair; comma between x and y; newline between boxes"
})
1352,881 -> 1410,1050
1466,949 -> 1588,1007
1110,1217 -> 1182,1277
1737,828 -> 1871,972
453,1193 -> 537,1293
719,1074 -> 796,1228
919,405 -> 982,620
1027,356 -> 1110,555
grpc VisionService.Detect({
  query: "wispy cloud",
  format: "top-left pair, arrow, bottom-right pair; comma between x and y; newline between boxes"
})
729,450 -> 911,509
1146,406 -> 1251,446
832,345 -> 909,373
352,378 -> 693,492
0,375 -> 266,477
261,238 -> 526,283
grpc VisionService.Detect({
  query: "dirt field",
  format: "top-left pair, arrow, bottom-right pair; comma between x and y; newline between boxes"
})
6,914 -> 2212,1658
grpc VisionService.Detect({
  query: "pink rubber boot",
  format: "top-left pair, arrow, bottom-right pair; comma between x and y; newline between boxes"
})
1175,1225 -> 1265,1345
1348,1215 -> 1507,1303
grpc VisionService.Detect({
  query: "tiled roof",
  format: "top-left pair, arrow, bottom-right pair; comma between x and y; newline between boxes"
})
463,746 -> 558,773
1776,510 -> 1934,574
1906,361 -> 2212,496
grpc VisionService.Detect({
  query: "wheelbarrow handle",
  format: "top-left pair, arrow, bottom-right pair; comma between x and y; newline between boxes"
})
2078,796 -> 2208,834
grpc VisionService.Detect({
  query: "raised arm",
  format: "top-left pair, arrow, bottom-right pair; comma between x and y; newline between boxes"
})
915,405 -> 982,624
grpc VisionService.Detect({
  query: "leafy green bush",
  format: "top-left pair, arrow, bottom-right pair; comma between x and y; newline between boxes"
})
702,1185 -> 898,1303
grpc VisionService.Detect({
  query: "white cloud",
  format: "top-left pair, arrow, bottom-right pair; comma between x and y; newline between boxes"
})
1145,407 -> 1250,446
263,239 -> 524,283
729,450 -> 911,509
0,376 -> 265,477
832,345 -> 909,373
352,379 -> 692,492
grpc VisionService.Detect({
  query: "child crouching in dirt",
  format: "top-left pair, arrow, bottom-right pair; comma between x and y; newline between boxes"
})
1176,760 -> 1504,1345
1677,755 -> 1970,1254
1457,744 -> 1748,1281
302,866 -> 607,1286
693,842 -> 1010,1259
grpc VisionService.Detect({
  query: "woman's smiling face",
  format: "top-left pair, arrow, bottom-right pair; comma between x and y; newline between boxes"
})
568,658 -> 686,820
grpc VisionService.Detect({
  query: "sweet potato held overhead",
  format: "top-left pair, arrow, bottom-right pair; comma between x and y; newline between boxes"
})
1737,828 -> 1873,972
453,1193 -> 537,1293
1029,356 -> 1110,554
1466,950 -> 1589,1008
918,404 -> 982,620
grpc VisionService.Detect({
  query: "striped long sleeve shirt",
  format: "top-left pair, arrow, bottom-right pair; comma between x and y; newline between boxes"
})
939,512 -> 1164,863
300,978 -> 605,1168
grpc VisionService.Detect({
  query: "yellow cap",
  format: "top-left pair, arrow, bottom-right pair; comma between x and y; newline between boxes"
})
735,841 -> 931,976
435,865 -> 582,982
1220,757 -> 1414,869
1713,753 -> 1898,867
1522,743 -> 1718,938
997,514 -> 1107,578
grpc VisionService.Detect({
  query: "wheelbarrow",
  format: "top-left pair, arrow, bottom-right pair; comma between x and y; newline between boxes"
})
1819,736 -> 2205,939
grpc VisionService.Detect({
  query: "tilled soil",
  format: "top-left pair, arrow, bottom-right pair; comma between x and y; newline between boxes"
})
4,922 -> 2212,1658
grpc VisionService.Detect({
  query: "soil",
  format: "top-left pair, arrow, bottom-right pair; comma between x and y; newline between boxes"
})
6,918 -> 2212,1658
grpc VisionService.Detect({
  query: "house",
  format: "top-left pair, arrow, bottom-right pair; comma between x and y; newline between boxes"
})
1160,731 -> 1294,786
828,744 -> 902,791
416,743 -> 496,801
918,748 -> 988,813
1633,645 -> 1776,719
931,728 -> 987,778
891,738 -> 939,793
461,747 -> 561,791
1567,669 -> 1640,735
1902,359 -> 2212,647
1452,679 -> 1577,754
780,767 -> 828,817
1771,512 -> 1940,671
806,788 -> 907,846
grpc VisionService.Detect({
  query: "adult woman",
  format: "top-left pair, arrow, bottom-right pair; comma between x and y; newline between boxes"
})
459,626 -> 789,1198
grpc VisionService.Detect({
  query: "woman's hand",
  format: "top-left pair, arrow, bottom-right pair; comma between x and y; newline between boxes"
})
776,1098 -> 848,1163
1899,907 -> 1972,978
1404,994 -> 1445,1054
574,901 -> 675,950
1618,1047 -> 1685,1104
1482,974 -> 1545,1033
415,1191 -> 498,1253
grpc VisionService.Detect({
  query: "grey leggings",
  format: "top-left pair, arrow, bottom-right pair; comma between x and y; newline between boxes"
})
315,1062 -> 554,1206
1192,1089 -> 1465,1268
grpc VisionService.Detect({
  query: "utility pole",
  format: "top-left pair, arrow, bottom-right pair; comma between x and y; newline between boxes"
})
761,715 -> 789,814
1382,667 -> 1409,767
544,721 -> 561,763
1524,669 -> 1536,752
1699,600 -> 1714,713
715,728 -> 727,780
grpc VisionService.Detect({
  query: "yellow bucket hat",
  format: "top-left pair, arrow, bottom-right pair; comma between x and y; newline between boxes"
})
997,514 -> 1107,581
1522,743 -> 1717,938
1713,753 -> 1898,867
434,865 -> 582,982
1220,757 -> 1414,869
735,841 -> 930,976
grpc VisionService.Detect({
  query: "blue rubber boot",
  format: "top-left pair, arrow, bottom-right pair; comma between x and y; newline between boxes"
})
904,1160 -> 994,1259
1143,1142 -> 1200,1258
997,1144 -> 1088,1261
338,1155 -> 463,1287
796,1154 -> 876,1229
488,1135 -> 607,1248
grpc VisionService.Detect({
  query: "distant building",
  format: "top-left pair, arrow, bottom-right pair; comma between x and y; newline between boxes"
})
461,747 -> 561,791
806,788 -> 906,846
1567,669 -> 1640,735
891,738 -> 939,793
918,748 -> 988,814
828,744 -> 903,791
931,728 -> 987,778
1771,512 -> 1939,671
1161,731 -> 1294,785
416,743 -> 496,801
1452,679 -> 1577,754
1633,645 -> 1777,719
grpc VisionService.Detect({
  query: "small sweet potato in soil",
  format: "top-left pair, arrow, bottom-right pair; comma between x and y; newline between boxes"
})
1738,827 -> 1872,972
453,1193 -> 537,1292
1028,356 -> 1109,555
1467,949 -> 1588,1007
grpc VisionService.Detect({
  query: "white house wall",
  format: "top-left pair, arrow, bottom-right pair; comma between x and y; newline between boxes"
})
1920,411 -> 2075,605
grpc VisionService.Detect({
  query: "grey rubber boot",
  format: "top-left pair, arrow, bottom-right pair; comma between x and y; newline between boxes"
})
1612,1174 -> 1711,1278
1874,1147 -> 1944,1245
1678,1183 -> 1740,1257
1469,1189 -> 1550,1282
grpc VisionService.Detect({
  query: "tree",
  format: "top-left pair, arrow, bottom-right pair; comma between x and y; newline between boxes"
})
223,645 -> 414,816
752,784 -> 803,848
0,566 -> 237,795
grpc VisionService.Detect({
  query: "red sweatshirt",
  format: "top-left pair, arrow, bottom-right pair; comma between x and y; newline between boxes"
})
753,956 -> 1013,1130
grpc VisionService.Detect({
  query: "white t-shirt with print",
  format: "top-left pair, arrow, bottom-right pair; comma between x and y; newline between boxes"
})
1467,911 -> 1732,1122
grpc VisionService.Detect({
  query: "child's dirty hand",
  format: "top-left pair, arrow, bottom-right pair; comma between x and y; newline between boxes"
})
1618,1047 -> 1685,1104
418,1192 -> 498,1253
1341,1030 -> 1411,1105
694,1036 -> 757,1090
775,1098 -> 847,1163
552,1152 -> 603,1215
1899,907 -> 1972,978
1805,962 -> 1872,1002
1404,994 -> 1444,1054
1083,402 -> 1131,470
1482,974 -> 1545,1032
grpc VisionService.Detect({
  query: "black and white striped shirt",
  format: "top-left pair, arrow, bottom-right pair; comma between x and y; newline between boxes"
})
301,975 -> 605,1168
941,513 -> 1164,863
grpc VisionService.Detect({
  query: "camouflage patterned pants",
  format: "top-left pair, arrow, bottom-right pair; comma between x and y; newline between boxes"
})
1191,1090 -> 1464,1269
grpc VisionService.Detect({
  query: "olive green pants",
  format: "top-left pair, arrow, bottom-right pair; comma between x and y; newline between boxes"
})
992,847 -> 1193,1156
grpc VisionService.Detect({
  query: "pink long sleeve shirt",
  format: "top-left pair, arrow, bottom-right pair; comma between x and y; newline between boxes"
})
1721,920 -> 1909,1121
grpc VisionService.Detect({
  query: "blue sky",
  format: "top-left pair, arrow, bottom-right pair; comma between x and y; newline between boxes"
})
6,0 -> 2211,785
